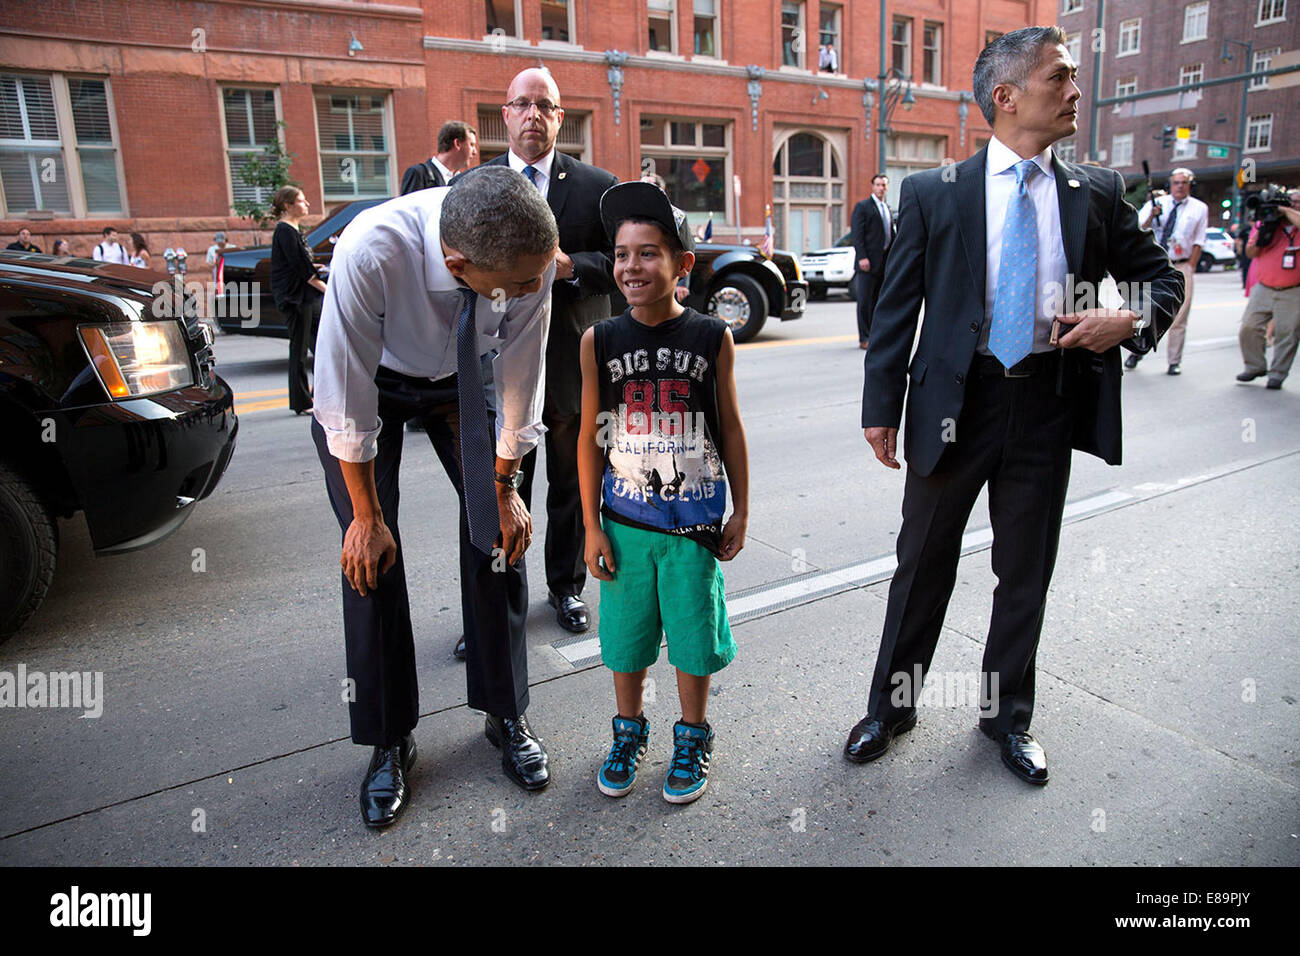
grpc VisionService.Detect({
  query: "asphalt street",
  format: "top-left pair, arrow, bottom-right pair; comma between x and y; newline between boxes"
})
1,269 -> 1296,866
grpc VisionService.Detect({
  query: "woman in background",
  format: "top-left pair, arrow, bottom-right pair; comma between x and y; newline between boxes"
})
129,232 -> 150,269
269,185 -> 326,415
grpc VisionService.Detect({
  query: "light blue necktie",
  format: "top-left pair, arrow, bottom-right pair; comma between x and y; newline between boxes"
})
989,159 -> 1039,369
455,288 -> 499,555
523,165 -> 540,189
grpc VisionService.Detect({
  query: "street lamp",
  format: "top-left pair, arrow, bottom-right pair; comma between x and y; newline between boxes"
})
1220,37 -> 1254,221
868,69 -> 914,177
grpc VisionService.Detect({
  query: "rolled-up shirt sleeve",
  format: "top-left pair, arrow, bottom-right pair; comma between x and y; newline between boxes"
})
312,241 -> 387,462
493,262 -> 554,460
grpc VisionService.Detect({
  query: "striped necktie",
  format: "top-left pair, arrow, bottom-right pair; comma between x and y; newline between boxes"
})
989,159 -> 1039,370
455,288 -> 499,555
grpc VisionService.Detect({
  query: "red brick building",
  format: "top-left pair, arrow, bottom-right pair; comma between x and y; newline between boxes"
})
1,0 -> 1058,261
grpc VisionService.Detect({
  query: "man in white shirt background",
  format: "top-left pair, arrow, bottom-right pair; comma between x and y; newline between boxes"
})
91,227 -> 128,264
311,166 -> 558,827
1127,167 -> 1208,375
399,120 -> 478,195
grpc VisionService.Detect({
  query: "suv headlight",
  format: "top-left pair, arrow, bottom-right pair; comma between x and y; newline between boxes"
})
79,321 -> 194,399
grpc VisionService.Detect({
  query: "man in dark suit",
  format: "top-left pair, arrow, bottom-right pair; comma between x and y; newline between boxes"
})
849,173 -> 894,349
844,27 -> 1183,785
480,67 -> 619,643
399,120 -> 478,196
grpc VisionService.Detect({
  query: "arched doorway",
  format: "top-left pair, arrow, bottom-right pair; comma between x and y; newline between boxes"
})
772,129 -> 845,253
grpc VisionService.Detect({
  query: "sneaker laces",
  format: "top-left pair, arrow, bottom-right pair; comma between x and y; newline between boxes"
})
605,728 -> 640,773
669,735 -> 701,780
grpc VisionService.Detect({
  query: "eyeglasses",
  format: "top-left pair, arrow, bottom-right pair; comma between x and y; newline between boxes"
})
504,98 -> 560,117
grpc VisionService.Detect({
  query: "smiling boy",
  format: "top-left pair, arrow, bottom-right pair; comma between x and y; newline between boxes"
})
577,181 -> 750,804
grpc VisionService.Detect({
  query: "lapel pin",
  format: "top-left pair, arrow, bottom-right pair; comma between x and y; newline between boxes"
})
558,172 -> 567,180
1067,179 -> 1081,188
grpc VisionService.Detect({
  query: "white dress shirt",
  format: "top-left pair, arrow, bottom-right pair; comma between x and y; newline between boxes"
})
312,187 -> 553,463
430,155 -> 456,185
980,135 -> 1070,355
92,240 -> 128,264
875,196 -> 892,250
507,149 -> 555,200
1137,193 -> 1208,262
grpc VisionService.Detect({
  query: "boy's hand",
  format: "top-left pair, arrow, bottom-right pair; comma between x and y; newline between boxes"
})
585,529 -> 616,581
718,513 -> 747,561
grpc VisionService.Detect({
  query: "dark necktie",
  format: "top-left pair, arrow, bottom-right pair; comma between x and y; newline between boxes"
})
524,165 -> 540,189
1160,200 -> 1182,249
455,288 -> 499,555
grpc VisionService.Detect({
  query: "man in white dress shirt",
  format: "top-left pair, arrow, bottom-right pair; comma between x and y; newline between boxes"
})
1126,168 -> 1207,375
311,166 -> 558,827
92,227 -> 128,264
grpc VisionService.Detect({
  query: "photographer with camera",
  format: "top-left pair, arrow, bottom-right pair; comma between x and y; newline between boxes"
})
1126,168 -> 1207,376
1236,186 -> 1299,391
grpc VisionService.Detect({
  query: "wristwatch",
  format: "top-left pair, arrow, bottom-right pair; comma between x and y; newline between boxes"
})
494,469 -> 524,489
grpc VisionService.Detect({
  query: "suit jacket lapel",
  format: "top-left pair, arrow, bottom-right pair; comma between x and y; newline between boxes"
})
1053,152 -> 1087,275
955,148 -> 987,301
547,151 -> 571,220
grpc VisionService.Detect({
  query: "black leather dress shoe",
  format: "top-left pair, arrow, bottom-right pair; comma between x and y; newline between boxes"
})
548,592 -> 589,633
980,722 -> 1049,785
1167,363 -> 1181,375
1267,378 -> 1283,390
1124,353 -> 1141,370
1237,370 -> 1266,382
360,734 -> 417,828
485,713 -> 550,790
453,635 -> 466,661
843,710 -> 918,763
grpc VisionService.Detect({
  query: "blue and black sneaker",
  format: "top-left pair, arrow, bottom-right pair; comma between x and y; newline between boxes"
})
663,720 -> 714,804
597,714 -> 650,798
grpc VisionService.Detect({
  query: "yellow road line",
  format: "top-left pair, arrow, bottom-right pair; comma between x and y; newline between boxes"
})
234,398 -> 289,414
235,387 -> 289,399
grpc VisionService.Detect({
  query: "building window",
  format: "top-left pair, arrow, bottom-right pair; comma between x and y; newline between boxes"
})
819,4 -> 841,73
1066,32 -> 1081,65
640,117 -> 730,225
0,73 -> 125,218
781,2 -> 805,68
772,130 -> 845,250
1062,0 -> 1084,13
1180,63 -> 1204,87
1173,123 -> 1198,159
315,90 -> 392,201
1110,132 -> 1133,167
892,17 -> 912,75
1115,77 -> 1137,98
1182,2 -> 1208,42
485,0 -> 520,38
540,0 -> 572,43
1117,18 -> 1141,57
694,0 -> 718,57
1246,113 -> 1273,151
922,22 -> 942,85
222,88 -> 280,210
1257,0 -> 1287,25
1251,48 -> 1280,90
648,0 -> 675,53
1057,140 -> 1077,162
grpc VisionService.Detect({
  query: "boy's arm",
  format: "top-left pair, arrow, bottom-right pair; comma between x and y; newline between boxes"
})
715,328 -> 749,561
577,327 -> 615,579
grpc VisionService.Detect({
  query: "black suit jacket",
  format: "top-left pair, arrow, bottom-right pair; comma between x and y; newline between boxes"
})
850,196 -> 892,278
862,147 -> 1184,477
486,150 -> 619,418
399,159 -> 446,196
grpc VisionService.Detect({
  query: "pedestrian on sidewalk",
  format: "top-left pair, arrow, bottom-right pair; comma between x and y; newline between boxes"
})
1236,194 -> 1300,390
1126,168 -> 1207,375
6,227 -> 41,252
269,185 -> 326,415
311,166 -> 558,827
91,227 -> 128,264
579,181 -> 750,805
128,232 -> 151,269
846,27 -> 1183,786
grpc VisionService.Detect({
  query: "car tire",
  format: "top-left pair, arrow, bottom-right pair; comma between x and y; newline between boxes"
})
0,463 -> 57,642
707,274 -> 768,344
1195,256 -> 1214,273
809,285 -> 827,300
846,281 -> 858,303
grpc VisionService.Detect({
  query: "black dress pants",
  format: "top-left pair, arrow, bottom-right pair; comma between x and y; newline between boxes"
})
285,294 -> 321,413
865,355 -> 1076,734
517,411 -> 586,599
311,366 -> 530,747
855,271 -> 879,343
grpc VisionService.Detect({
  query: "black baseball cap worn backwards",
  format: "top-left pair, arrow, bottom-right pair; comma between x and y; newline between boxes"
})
600,181 -> 695,252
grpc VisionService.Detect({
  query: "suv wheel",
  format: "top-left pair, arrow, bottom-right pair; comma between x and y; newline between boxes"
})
707,274 -> 768,344
0,463 -> 57,641
1195,256 -> 1213,273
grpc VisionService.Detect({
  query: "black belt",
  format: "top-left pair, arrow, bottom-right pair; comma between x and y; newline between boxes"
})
972,351 -> 1059,379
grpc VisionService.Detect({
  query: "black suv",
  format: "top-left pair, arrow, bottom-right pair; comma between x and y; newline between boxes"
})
0,252 -> 238,639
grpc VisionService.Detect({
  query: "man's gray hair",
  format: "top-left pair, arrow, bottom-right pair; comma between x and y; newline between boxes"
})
973,26 -> 1069,127
441,166 -> 558,270
1171,167 -> 1195,182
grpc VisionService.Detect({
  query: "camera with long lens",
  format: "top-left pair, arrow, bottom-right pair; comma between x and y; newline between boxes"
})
1244,184 -> 1294,247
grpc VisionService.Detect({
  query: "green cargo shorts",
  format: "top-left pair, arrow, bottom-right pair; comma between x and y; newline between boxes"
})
597,518 -> 736,677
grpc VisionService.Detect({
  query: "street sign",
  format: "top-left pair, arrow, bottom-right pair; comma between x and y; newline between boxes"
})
1207,146 -> 1230,159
